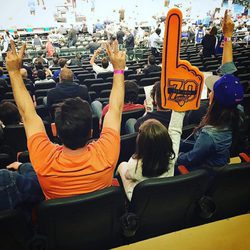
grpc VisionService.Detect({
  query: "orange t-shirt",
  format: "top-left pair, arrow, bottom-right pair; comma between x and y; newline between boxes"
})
27,128 -> 120,200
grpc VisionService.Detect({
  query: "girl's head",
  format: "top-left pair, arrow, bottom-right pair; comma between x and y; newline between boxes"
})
133,119 -> 175,178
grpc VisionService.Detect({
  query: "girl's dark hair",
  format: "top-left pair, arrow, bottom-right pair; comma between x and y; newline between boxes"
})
210,26 -> 217,36
132,119 -> 175,178
195,98 -> 245,155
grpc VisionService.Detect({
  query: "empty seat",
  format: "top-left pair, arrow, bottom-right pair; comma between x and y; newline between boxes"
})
139,77 -> 160,87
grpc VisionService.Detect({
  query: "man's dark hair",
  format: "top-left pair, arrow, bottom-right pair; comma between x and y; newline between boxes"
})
37,70 -> 46,80
148,55 -> 156,65
53,57 -> 59,66
155,28 -> 161,36
0,102 -> 21,126
55,98 -> 92,150
125,80 -> 139,103
59,58 -> 67,68
101,57 -> 109,69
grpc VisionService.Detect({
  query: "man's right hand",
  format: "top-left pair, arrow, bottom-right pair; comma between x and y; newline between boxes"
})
106,40 -> 126,70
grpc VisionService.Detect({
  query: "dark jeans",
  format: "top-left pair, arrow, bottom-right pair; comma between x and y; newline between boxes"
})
0,163 -> 44,211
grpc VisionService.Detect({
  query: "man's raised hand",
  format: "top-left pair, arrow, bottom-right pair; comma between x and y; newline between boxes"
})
6,40 -> 26,73
106,40 -> 126,70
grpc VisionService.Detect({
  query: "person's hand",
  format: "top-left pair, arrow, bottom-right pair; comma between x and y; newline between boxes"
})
6,40 -> 26,73
6,161 -> 22,171
106,40 -> 126,70
222,10 -> 234,37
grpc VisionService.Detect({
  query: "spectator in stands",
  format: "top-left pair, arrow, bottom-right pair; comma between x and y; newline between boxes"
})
0,67 -> 8,79
46,67 -> 90,109
201,26 -> 217,57
0,102 -> 21,126
88,38 -> 100,54
46,38 -> 55,57
125,30 -> 135,60
143,55 -> 161,75
5,39 -> 126,200
49,57 -> 59,68
128,81 -> 171,133
20,68 -> 34,94
68,25 -> 77,47
177,10 -> 245,172
92,80 -> 144,126
35,70 -> 55,84
90,47 -> 113,74
117,111 -> 185,201
32,51 -> 48,65
195,25 -> 205,44
116,27 -> 125,49
69,53 -> 84,67
149,28 -> 162,57
52,58 -> 67,80
32,34 -> 43,49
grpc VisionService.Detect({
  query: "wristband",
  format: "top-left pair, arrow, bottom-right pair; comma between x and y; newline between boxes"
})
114,70 -> 124,75
224,37 -> 232,42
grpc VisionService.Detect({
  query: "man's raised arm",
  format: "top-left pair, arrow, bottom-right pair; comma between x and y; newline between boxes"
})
6,40 -> 45,138
102,40 -> 126,133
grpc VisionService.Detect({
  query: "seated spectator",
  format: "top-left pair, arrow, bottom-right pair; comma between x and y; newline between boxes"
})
142,55 -> 161,75
177,11 -> 245,172
32,51 -> 48,65
69,53 -> 84,67
88,38 -> 100,54
52,58 -> 67,80
132,81 -> 172,132
20,68 -> 35,94
46,38 -> 55,57
0,102 -> 21,126
35,70 -> 55,84
6,39 -> 126,200
0,67 -> 8,79
90,48 -> 113,74
49,57 -> 59,69
46,67 -> 90,109
91,80 -> 144,126
118,110 -> 185,201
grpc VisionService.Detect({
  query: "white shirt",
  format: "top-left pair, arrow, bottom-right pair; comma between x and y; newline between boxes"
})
149,32 -> 162,48
92,63 -> 114,74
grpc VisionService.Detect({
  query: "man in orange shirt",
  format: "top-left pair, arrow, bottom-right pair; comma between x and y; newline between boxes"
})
6,40 -> 126,200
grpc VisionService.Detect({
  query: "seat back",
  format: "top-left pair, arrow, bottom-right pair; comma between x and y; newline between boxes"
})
129,170 -> 209,242
204,163 -> 250,221
37,187 -> 125,250
0,209 -> 33,250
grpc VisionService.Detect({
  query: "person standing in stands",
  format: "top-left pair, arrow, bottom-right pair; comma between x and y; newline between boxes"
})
195,25 -> 205,44
5,39 -> 126,200
177,11 -> 245,172
68,25 -> 77,47
149,28 -> 162,57
202,26 -> 217,58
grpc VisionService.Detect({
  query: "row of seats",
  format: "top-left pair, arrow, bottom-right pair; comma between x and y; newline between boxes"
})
1,162 -> 250,250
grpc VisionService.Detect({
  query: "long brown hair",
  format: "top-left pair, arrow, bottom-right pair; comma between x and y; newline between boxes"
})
132,119 -> 175,178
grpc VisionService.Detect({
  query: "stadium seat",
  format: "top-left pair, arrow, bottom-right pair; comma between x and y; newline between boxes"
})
36,187 -> 125,250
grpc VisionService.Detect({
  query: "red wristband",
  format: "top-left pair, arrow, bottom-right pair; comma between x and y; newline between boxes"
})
114,70 -> 124,74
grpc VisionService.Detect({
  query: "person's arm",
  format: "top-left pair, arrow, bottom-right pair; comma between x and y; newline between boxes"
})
102,40 -> 126,133
90,47 -> 102,65
177,130 -> 214,168
6,41 -> 45,139
222,10 -> 234,65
